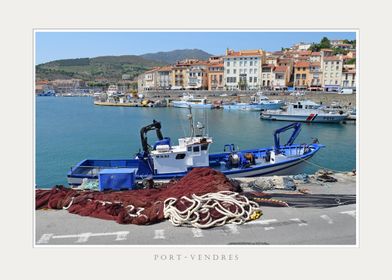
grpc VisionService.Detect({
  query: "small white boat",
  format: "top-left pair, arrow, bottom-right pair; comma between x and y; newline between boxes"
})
223,93 -> 284,111
172,93 -> 212,109
261,100 -> 348,123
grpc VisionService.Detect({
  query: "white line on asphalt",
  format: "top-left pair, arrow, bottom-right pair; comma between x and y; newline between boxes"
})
225,224 -> 240,234
290,218 -> 308,226
37,233 -> 53,244
51,231 -> 130,243
264,227 -> 275,231
320,214 -> 334,224
248,219 -> 278,225
154,229 -> 166,239
340,210 -> 356,218
192,228 -> 204,238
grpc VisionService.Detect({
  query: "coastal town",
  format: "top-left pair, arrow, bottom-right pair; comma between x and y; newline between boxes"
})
138,40 -> 356,93
35,38 -> 356,96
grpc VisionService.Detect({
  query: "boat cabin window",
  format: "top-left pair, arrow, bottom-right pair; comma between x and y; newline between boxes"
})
175,153 -> 186,160
298,105 -> 303,109
187,146 -> 192,152
193,146 -> 200,153
201,143 -> 209,150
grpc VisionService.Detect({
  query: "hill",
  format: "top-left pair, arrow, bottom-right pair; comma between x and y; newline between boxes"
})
35,55 -> 165,81
140,49 -> 214,64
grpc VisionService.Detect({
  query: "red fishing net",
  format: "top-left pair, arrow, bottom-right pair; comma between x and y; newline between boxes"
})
35,168 -> 238,225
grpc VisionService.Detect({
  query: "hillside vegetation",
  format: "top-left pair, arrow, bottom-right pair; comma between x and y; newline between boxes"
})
36,49 -> 214,81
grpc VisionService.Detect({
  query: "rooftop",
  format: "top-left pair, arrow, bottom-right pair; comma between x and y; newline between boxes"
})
294,61 -> 310,67
274,66 -> 288,73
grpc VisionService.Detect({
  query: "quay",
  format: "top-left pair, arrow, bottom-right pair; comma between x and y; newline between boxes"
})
35,171 -> 356,246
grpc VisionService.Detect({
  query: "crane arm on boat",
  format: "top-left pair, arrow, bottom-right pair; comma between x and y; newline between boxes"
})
140,120 -> 165,156
274,122 -> 302,153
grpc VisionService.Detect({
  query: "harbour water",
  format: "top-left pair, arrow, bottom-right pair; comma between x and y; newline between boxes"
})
36,97 -> 356,188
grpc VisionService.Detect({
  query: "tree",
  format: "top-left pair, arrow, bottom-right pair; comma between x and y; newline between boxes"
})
319,37 -> 331,49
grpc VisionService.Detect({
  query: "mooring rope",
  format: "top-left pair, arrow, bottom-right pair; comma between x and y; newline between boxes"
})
163,191 -> 261,229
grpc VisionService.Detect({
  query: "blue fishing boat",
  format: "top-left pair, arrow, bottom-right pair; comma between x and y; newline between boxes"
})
67,110 -> 324,186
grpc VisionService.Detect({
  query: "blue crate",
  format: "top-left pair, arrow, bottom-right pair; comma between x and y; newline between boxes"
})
98,168 -> 137,191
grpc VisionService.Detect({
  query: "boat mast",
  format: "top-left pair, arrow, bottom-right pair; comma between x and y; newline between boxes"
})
187,105 -> 195,137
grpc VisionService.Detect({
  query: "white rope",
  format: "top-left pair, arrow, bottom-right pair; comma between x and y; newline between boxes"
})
163,191 -> 260,229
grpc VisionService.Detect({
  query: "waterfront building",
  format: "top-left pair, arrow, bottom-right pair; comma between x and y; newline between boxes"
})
187,62 -> 208,90
277,58 -> 294,80
322,56 -> 343,92
143,68 -> 159,90
272,65 -> 290,89
309,62 -> 323,90
294,61 -> 310,89
207,57 -> 224,90
261,64 -> 274,89
223,49 -> 265,90
341,66 -> 356,89
156,66 -> 173,90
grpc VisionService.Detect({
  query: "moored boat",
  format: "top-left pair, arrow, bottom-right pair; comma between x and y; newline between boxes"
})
67,109 -> 324,186
172,93 -> 212,109
222,92 -> 284,111
260,100 -> 348,123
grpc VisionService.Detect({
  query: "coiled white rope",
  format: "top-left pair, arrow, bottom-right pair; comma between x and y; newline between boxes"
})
163,191 -> 261,229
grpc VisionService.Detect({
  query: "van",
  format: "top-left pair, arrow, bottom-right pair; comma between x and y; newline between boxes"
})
340,88 -> 354,94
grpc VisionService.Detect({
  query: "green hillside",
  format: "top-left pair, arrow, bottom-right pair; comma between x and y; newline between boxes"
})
36,55 -> 165,81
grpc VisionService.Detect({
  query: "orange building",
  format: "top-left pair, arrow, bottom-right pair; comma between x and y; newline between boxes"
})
294,61 -> 310,89
207,57 -> 224,90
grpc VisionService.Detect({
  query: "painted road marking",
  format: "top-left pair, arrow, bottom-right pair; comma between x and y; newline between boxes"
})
247,219 -> 278,230
290,218 -> 308,226
50,231 -> 130,243
192,228 -> 204,238
37,233 -> 53,244
248,219 -> 278,225
264,227 -> 275,231
225,224 -> 240,234
341,210 -> 356,218
320,215 -> 334,224
154,229 -> 166,239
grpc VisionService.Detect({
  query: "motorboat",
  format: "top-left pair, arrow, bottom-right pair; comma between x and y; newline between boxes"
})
171,93 -> 212,109
222,93 -> 284,111
260,100 -> 348,123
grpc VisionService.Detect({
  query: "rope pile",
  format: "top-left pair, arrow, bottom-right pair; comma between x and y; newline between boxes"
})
164,191 -> 261,228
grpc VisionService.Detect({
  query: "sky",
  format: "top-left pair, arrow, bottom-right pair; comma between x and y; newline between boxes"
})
35,31 -> 356,65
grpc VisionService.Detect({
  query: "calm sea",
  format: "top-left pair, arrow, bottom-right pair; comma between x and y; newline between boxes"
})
36,96 -> 356,188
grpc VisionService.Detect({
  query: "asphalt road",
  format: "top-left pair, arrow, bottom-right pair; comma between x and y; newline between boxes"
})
35,173 -> 356,246
36,199 -> 356,246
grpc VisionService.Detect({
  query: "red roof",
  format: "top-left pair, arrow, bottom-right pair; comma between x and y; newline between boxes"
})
294,61 -> 310,67
323,56 -> 342,61
226,49 -> 264,57
311,52 -> 321,56
274,66 -> 288,73
310,62 -> 320,67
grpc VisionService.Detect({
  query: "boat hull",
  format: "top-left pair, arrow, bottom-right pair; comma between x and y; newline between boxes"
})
261,113 -> 347,123
223,103 -> 283,111
172,101 -> 213,109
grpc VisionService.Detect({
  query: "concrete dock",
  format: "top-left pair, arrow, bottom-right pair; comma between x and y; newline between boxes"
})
35,172 -> 356,246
